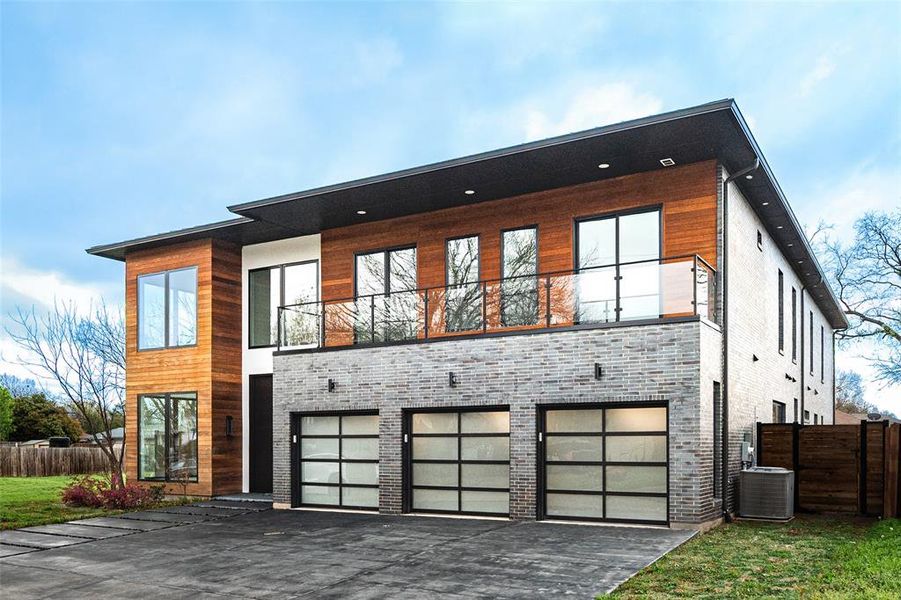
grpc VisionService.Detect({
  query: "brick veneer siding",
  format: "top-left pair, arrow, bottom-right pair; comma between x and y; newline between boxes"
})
272,319 -> 722,525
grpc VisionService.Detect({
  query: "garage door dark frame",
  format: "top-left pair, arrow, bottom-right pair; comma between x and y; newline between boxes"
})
536,401 -> 670,526
290,410 -> 379,511
402,405 -> 511,518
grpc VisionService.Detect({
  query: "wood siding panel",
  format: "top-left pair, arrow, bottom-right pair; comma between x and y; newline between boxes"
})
125,239 -> 242,497
321,161 -> 718,302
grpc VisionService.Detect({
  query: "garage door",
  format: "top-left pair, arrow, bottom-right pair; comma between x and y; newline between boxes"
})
407,409 -> 510,516
540,405 -> 668,524
298,412 -> 379,510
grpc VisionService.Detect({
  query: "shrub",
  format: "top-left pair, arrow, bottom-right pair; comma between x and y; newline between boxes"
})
61,473 -> 161,510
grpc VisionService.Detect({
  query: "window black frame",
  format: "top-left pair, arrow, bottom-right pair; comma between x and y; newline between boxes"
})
820,325 -> 825,383
536,401 -> 669,526
809,310 -> 814,375
136,391 -> 199,482
352,245 -> 418,344
791,287 -> 798,363
137,266 -> 199,351
403,405 -> 510,518
573,206 -> 663,324
772,401 -> 787,424
292,410 -> 379,511
499,225 -> 540,327
248,259 -> 320,349
444,234 -> 483,333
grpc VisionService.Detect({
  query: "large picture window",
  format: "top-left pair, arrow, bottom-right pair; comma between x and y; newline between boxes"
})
249,260 -> 318,348
576,208 -> 661,323
354,247 -> 417,343
138,392 -> 198,481
138,267 -> 197,350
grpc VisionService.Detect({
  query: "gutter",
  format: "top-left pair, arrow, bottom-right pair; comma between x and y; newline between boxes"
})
721,157 -> 759,521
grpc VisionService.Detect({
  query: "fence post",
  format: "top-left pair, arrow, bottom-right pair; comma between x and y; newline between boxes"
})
756,421 -> 763,465
792,423 -> 801,511
859,420 -> 868,516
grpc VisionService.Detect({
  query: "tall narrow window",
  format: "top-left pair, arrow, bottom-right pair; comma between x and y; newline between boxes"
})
576,208 -> 660,323
354,247 -> 417,343
778,270 -> 784,352
809,311 -> 814,375
791,287 -> 797,362
138,392 -> 198,481
793,398 -> 799,423
445,236 -> 481,332
820,325 -> 825,382
501,227 -> 538,327
138,267 -> 197,350
713,382 -> 722,499
249,261 -> 318,348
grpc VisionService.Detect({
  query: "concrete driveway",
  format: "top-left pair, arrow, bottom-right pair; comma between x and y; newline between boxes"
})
0,501 -> 694,598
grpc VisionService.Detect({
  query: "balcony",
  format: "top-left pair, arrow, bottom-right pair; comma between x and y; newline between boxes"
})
277,254 -> 717,351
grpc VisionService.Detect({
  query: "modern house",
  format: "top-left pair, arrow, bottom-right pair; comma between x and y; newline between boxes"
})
87,99 -> 846,528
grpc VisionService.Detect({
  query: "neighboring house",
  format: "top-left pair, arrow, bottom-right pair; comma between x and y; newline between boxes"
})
87,99 -> 846,528
835,410 -> 900,426
78,427 -> 125,452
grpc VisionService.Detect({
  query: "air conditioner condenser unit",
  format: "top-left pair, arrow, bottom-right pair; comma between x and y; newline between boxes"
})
739,467 -> 794,520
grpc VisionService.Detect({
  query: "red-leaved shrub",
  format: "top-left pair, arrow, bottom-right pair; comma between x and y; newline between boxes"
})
61,474 -> 164,510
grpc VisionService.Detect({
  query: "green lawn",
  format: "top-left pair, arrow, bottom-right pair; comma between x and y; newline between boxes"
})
607,515 -> 901,599
0,476 -> 189,530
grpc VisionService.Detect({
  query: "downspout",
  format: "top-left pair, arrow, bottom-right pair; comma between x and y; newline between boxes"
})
832,331 -> 837,424
721,158 -> 759,521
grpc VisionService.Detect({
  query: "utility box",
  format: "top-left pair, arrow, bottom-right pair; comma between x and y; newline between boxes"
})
739,467 -> 794,520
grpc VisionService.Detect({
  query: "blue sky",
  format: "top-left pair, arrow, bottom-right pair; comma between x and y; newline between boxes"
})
1,1 -> 899,411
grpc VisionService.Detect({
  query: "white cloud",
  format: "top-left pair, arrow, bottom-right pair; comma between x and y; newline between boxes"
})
521,83 -> 663,141
0,255 -> 119,313
799,55 -> 836,97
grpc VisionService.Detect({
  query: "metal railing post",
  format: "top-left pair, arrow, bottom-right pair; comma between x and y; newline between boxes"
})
692,255 -> 698,316
320,303 -> 326,348
545,275 -> 552,327
370,295 -> 376,342
423,291 -> 429,339
277,306 -> 282,351
482,281 -> 488,332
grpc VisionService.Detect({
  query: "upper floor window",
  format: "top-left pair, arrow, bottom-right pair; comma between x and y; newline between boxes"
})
576,208 -> 660,322
791,287 -> 798,362
772,401 -> 786,424
354,247 -> 417,343
138,267 -> 197,350
778,270 -> 784,353
820,325 -> 825,382
445,235 -> 481,332
501,227 -> 538,327
809,310 -> 814,375
249,261 -> 318,348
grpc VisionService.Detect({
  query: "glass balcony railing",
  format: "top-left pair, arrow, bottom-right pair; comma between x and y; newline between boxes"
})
278,254 -> 717,350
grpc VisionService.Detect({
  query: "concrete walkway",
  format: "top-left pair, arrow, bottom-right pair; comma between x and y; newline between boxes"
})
0,503 -> 694,598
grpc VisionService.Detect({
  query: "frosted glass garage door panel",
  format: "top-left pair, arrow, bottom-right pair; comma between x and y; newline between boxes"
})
413,412 -> 457,434
461,491 -> 509,514
605,435 -> 666,462
605,495 -> 666,521
301,462 -> 339,485
342,437 -> 379,460
413,463 -> 458,487
413,437 -> 458,460
546,465 -> 603,492
605,466 -> 667,493
546,493 -> 604,518
301,416 -> 339,435
342,486 -> 378,508
605,407 -> 667,432
342,462 -> 378,485
545,409 -> 603,432
302,485 -> 340,505
342,415 -> 379,435
301,438 -> 339,459
461,437 -> 509,461
461,464 -> 509,489
545,436 -> 603,462
413,489 -> 458,511
460,411 -> 509,434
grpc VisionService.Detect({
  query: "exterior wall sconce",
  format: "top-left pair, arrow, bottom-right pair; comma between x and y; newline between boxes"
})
594,363 -> 603,380
328,378 -> 337,392
449,372 -> 460,387
225,415 -> 234,437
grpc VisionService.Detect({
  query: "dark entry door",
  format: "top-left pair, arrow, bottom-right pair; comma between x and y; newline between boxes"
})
249,374 -> 273,493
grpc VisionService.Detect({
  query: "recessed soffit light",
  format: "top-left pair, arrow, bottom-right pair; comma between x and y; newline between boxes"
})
598,163 -> 610,169
762,202 -> 770,206
745,174 -> 754,180
464,189 -> 476,195
777,225 -> 784,229
659,158 -> 676,167
356,210 -> 367,215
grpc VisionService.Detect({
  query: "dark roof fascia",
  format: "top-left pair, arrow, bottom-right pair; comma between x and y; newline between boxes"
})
226,98 -> 736,215
85,217 -> 254,261
726,103 -> 848,329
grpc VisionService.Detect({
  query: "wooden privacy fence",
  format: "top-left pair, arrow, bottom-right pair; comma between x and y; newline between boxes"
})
0,446 -> 109,477
757,421 -> 900,518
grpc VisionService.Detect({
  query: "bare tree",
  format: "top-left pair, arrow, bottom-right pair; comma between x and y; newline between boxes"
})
822,210 -> 900,386
6,301 -> 126,486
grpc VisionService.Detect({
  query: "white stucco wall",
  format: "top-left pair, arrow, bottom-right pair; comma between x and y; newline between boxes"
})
241,234 -> 320,492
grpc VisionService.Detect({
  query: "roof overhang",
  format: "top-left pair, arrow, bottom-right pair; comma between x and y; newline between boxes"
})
86,98 -> 847,329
